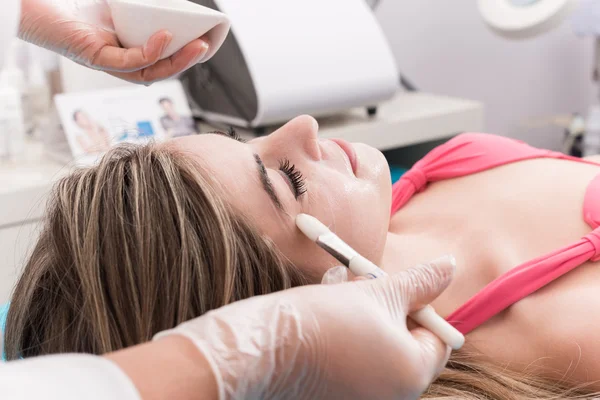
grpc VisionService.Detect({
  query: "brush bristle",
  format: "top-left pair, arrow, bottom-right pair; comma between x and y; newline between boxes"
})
296,214 -> 330,242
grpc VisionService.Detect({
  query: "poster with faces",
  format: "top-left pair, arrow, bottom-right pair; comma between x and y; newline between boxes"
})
54,80 -> 197,165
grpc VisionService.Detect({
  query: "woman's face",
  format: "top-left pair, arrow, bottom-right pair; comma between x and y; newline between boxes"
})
75,112 -> 92,129
172,115 -> 392,281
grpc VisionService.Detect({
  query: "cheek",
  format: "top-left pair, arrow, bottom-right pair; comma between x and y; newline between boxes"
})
248,161 -> 392,282
247,209 -> 341,283
306,170 -> 391,266
280,239 -> 342,283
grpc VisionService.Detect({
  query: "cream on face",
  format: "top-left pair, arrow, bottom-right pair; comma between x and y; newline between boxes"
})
172,115 -> 392,281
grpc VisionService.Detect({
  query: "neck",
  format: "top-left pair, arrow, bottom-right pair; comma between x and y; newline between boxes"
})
380,231 -> 412,274
379,232 -> 402,273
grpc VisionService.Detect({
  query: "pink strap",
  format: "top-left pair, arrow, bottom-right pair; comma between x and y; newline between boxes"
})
584,173 -> 600,231
447,171 -> 600,334
391,168 -> 425,215
402,168 -> 427,193
447,235 -> 598,334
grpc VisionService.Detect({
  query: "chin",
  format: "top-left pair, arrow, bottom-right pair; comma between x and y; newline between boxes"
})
354,143 -> 390,184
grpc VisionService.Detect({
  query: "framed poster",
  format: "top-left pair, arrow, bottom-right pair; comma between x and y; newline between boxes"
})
54,80 -> 197,165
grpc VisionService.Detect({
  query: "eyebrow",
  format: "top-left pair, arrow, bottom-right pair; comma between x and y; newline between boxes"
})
211,130 -> 285,212
254,153 -> 284,211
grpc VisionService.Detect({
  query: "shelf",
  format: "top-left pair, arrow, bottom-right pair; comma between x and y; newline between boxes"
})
316,92 -> 484,151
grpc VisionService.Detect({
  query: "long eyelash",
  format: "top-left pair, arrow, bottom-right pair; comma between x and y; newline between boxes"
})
279,158 -> 307,199
227,127 -> 245,142
209,127 -> 247,143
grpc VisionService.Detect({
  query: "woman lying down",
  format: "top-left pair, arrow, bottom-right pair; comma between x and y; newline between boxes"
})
5,115 -> 600,398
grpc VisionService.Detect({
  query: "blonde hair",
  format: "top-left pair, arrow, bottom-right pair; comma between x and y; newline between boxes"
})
424,347 -> 599,399
4,143 -> 600,398
5,143 -> 307,359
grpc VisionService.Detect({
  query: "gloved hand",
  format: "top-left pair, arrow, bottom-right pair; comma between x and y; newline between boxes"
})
18,0 -> 209,84
155,256 -> 457,400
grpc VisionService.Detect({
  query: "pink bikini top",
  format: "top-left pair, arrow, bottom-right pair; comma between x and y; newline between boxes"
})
391,133 -> 600,335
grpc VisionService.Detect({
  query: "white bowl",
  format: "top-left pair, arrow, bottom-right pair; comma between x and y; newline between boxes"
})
108,0 -> 230,61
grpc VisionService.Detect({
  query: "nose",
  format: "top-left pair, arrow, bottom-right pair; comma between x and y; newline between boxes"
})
261,115 -> 322,161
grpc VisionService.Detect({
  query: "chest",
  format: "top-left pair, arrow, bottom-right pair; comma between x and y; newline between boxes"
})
388,158 -> 600,385
389,158 -> 600,274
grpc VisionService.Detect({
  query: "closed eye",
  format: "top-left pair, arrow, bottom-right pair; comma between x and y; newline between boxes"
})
278,158 -> 307,199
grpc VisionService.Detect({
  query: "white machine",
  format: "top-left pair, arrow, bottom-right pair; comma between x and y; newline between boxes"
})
181,0 -> 399,129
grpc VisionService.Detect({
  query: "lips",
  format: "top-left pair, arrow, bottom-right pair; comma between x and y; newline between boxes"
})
330,138 -> 358,175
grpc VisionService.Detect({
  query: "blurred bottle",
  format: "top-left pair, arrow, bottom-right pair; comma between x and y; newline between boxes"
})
0,40 -> 26,161
24,48 -> 51,139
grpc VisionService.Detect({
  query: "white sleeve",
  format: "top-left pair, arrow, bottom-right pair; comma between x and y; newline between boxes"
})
0,354 -> 142,400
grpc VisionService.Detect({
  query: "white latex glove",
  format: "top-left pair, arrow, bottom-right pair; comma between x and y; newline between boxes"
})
155,256 -> 456,400
18,0 -> 209,84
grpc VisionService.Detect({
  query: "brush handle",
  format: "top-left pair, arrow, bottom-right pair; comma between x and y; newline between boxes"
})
349,255 -> 388,279
410,306 -> 465,350
349,255 -> 464,350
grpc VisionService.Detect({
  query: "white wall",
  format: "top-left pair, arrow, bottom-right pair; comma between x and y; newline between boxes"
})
375,1 -> 596,150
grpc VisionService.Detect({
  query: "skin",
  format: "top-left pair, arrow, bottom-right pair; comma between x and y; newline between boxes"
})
74,111 -> 111,153
387,157 -> 600,387
107,336 -> 219,400
172,116 -> 600,389
172,115 -> 392,280
19,1 -> 210,84
160,100 -> 180,121
160,100 -> 179,138
74,111 -> 93,130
